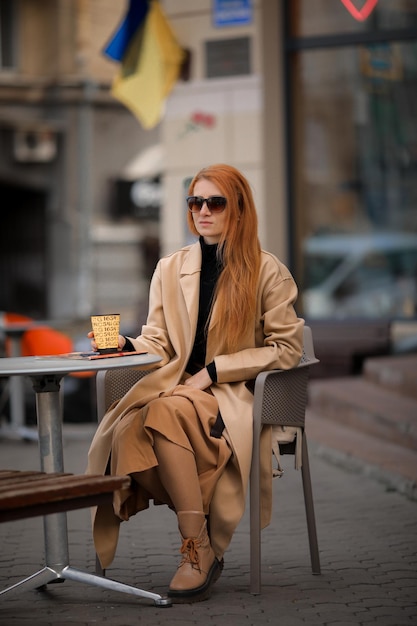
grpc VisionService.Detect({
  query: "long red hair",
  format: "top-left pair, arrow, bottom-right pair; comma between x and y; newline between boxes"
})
187,164 -> 261,353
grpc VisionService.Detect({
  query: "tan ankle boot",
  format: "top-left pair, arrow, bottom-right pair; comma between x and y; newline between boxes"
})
168,511 -> 222,602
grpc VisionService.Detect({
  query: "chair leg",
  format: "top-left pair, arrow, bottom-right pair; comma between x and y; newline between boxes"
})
249,428 -> 262,594
301,433 -> 321,575
249,488 -> 261,594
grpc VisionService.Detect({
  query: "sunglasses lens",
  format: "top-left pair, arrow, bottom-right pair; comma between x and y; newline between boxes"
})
207,197 -> 227,211
187,196 -> 227,213
187,196 -> 202,212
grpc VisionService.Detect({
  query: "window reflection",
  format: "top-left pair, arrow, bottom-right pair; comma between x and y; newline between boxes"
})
289,0 -> 417,38
292,23 -> 417,318
303,234 -> 417,318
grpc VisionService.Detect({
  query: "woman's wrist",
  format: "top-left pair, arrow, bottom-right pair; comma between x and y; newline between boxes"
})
123,336 -> 135,352
206,361 -> 217,382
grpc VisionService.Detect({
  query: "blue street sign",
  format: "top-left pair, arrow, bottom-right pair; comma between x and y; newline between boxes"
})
213,0 -> 253,27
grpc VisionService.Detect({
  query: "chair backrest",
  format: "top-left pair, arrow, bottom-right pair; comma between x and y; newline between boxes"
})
2,312 -> 33,324
1,312 -> 33,357
20,327 -> 74,357
253,325 -> 319,428
96,368 -> 149,420
300,325 -> 318,367
96,325 -> 318,427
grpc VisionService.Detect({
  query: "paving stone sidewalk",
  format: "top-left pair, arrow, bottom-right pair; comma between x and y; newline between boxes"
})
0,425 -> 416,626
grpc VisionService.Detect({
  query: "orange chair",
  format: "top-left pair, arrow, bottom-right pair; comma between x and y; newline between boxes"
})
1,313 -> 95,426
20,327 -> 73,356
2,313 -> 92,378
3,312 -> 32,324
23,326 -> 94,381
2,312 -> 33,357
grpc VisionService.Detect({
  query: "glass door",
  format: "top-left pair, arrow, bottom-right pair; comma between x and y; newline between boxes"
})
286,0 -> 417,319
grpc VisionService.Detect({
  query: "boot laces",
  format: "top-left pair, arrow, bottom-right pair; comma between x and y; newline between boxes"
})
179,537 -> 202,572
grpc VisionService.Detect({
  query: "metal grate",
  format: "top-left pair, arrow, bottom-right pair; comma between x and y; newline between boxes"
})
205,37 -> 251,78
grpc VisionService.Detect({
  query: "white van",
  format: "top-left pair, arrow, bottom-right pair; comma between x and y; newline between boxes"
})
302,232 -> 417,318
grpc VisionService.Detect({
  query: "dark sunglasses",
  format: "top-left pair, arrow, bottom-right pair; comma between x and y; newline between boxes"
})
187,196 -> 227,213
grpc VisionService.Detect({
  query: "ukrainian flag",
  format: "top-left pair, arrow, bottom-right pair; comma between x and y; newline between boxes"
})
104,0 -> 185,129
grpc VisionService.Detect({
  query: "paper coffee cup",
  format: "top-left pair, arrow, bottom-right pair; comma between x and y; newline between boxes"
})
91,314 -> 120,354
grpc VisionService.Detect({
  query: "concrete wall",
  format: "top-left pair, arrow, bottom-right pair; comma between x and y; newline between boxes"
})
160,0 -> 289,264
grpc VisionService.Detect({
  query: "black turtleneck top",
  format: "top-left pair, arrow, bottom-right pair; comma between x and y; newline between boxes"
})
186,237 -> 223,379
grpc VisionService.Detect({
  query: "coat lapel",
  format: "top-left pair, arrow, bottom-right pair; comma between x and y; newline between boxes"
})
179,241 -> 201,334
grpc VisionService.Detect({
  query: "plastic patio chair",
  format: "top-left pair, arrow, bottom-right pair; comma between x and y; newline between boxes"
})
1,312 -> 73,358
95,325 -> 320,592
249,325 -> 321,593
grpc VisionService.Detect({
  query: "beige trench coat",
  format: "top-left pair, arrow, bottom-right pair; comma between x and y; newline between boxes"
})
87,241 -> 304,568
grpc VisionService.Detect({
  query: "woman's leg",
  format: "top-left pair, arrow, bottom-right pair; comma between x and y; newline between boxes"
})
111,393 -> 227,601
152,431 -> 220,602
130,468 -> 173,507
153,431 -> 203,513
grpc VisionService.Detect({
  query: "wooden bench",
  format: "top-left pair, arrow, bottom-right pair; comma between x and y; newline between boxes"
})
0,470 -> 130,523
307,318 -> 392,378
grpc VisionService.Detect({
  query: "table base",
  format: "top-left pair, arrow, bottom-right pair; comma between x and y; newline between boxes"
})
0,359 -> 169,607
0,564 -> 171,607
0,507 -> 171,606
0,480 -> 171,608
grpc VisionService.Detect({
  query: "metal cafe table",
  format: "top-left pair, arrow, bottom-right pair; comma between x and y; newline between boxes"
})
0,320 -> 57,440
0,351 -> 171,607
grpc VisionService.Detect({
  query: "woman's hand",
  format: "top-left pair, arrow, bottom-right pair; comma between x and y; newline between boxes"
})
183,368 -> 213,390
87,332 -> 126,352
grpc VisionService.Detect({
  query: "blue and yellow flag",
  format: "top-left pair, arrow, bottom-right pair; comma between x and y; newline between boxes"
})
104,0 -> 185,129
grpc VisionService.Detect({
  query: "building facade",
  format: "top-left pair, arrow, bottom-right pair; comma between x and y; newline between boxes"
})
1,0 -> 416,329
0,0 -> 159,326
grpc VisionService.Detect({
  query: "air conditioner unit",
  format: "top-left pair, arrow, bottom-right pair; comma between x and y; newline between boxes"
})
13,129 -> 57,163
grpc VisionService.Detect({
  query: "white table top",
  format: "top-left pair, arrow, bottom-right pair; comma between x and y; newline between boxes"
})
0,353 -> 161,377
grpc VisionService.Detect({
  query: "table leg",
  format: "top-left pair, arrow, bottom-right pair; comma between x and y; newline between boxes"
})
0,374 -> 171,607
34,376 -> 70,570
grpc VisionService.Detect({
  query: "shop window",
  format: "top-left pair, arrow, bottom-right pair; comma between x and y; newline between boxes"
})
287,0 -> 417,319
289,0 -> 417,38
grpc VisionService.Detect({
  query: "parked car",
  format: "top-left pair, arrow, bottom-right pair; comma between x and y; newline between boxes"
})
302,232 -> 417,318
